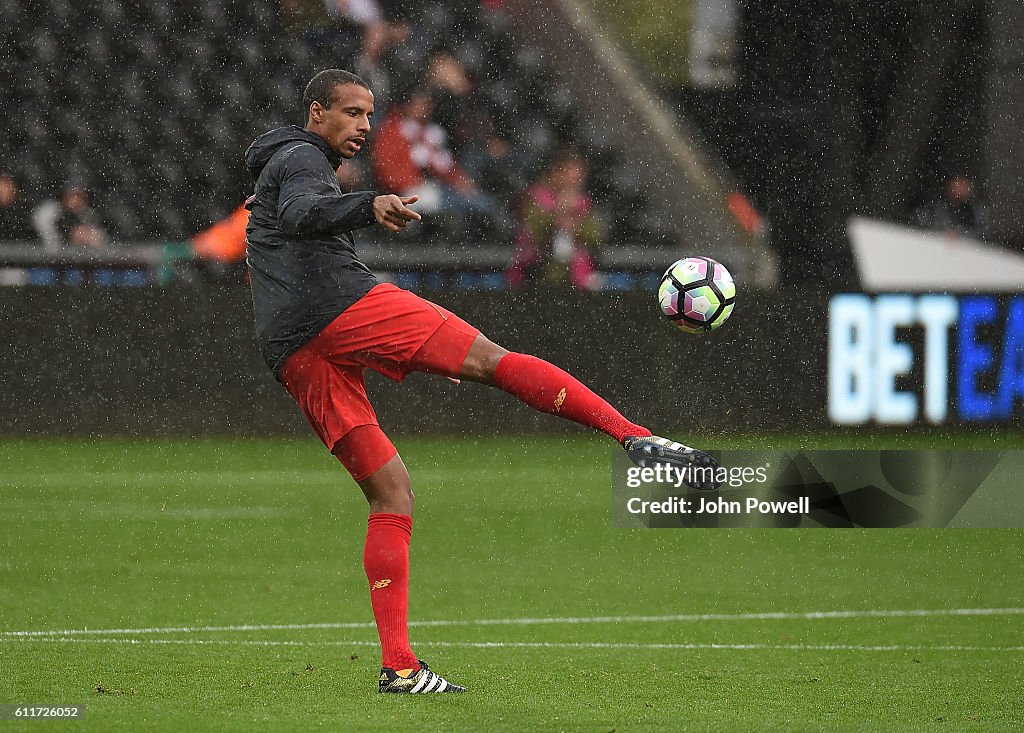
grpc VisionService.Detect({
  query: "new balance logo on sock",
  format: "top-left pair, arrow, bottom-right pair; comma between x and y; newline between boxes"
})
371,579 -> 392,590
554,388 -> 567,412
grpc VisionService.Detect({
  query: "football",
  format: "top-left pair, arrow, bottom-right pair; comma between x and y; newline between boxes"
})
658,257 -> 736,333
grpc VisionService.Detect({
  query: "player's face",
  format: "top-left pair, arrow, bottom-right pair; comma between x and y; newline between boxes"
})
316,84 -> 374,159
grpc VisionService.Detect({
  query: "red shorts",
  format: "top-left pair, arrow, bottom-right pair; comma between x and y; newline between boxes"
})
278,283 -> 480,455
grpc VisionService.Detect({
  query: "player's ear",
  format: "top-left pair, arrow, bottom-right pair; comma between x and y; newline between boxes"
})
309,101 -> 323,124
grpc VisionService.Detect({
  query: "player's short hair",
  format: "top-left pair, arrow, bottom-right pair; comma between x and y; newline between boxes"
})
302,69 -> 370,120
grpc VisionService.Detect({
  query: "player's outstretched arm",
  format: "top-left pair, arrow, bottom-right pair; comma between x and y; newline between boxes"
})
277,145 -> 379,236
373,195 -> 421,233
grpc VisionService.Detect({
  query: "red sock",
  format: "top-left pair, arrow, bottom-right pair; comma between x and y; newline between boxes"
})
364,513 -> 418,673
493,352 -> 652,443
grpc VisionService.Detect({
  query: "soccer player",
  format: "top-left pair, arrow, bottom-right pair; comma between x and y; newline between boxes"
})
244,69 -> 719,694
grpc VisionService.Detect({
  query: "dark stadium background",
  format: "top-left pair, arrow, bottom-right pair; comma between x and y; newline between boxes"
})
1,0 -> 1019,435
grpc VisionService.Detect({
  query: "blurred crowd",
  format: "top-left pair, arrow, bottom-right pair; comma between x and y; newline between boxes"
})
0,0 -> 624,289
0,174 -> 109,251
0,0 -> 993,291
288,0 -> 609,290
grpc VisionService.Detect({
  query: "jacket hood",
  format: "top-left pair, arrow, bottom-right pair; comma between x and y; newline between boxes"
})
245,126 -> 341,179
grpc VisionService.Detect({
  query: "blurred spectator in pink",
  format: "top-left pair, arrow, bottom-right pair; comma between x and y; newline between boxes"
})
508,150 -> 602,289
33,181 -> 109,252
192,204 -> 249,265
0,171 -> 34,241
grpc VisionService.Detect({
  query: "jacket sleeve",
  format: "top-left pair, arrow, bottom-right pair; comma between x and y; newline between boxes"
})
276,144 -> 378,236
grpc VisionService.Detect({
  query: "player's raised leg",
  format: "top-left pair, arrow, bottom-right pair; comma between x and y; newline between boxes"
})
412,327 -> 721,490
458,336 -> 651,443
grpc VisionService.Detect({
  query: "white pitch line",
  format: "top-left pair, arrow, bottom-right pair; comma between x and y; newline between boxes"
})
1,621 -> 378,637
9,637 -> 1024,653
0,469 -> 336,485
2,607 -> 1022,639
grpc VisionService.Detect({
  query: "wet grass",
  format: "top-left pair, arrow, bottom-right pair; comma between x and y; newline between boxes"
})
1,436 -> 1022,731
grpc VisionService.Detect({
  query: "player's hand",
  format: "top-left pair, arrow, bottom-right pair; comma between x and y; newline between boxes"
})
373,194 -> 421,233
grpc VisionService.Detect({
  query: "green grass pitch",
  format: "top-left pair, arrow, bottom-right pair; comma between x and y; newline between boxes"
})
1,435 -> 1022,731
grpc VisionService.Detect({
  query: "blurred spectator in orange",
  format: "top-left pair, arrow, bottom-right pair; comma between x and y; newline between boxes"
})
33,181 -> 109,252
0,171 -> 34,241
192,164 -> 363,276
193,204 -> 249,264
508,150 -> 602,289
188,204 -> 251,282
